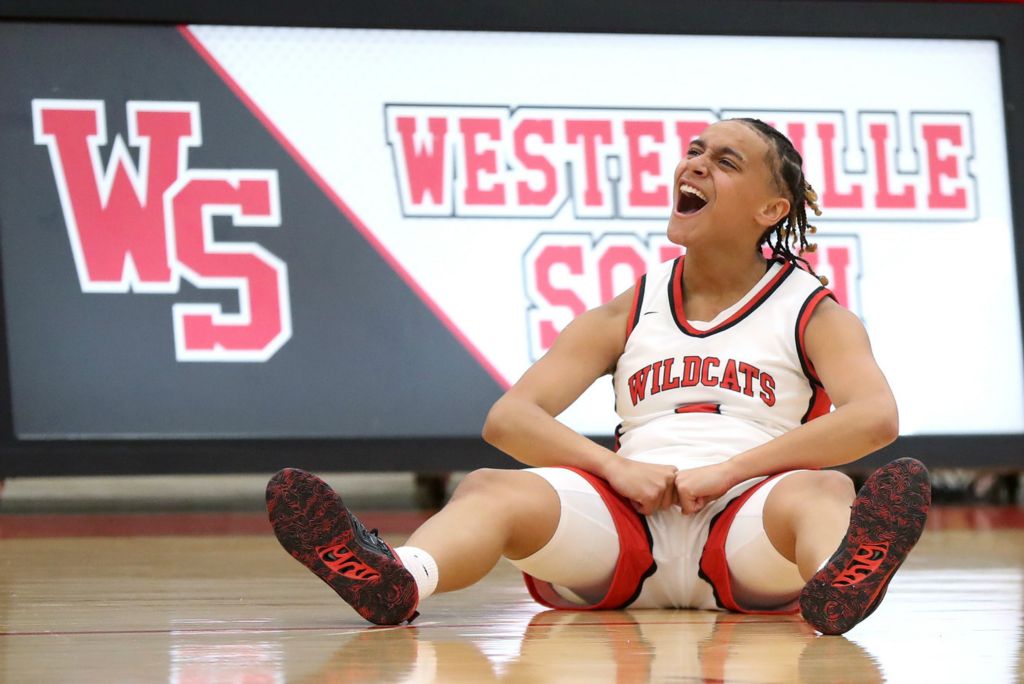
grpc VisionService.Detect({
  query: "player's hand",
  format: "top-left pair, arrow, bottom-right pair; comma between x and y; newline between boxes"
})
604,458 -> 678,515
674,463 -> 737,515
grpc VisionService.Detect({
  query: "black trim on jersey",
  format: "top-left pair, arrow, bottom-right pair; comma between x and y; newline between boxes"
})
795,287 -> 836,424
625,274 -> 647,342
669,258 -> 796,338
795,286 -> 831,383
800,389 -> 821,425
622,515 -> 659,609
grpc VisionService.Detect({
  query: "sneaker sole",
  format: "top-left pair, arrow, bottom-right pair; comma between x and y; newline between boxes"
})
265,468 -> 418,625
799,457 -> 931,635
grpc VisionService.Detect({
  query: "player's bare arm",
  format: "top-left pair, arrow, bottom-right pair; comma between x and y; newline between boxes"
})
482,287 -> 678,514
675,298 -> 898,513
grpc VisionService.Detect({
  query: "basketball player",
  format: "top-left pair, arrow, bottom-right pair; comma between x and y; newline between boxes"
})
266,119 -> 931,636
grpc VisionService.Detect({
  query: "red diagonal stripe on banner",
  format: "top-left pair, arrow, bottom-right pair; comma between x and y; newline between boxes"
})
178,25 -> 511,389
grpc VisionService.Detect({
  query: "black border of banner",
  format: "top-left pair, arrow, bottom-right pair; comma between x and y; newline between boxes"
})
1,0 -> 1023,474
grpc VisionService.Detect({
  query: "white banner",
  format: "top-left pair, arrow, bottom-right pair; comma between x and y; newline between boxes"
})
188,27 -> 1023,435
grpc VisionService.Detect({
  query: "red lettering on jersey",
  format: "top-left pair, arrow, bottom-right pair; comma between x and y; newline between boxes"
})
737,362 -> 760,398
460,118 -> 505,205
661,357 -> 681,391
626,356 -> 780,408
566,119 -> 612,206
922,124 -> 968,209
759,372 -> 777,407
720,359 -> 741,392
534,245 -> 587,350
681,355 -> 702,387
624,120 -> 668,207
33,101 -> 198,290
817,122 -> 864,209
394,116 -> 449,206
869,123 -> 915,209
169,173 -> 290,361
514,118 -> 557,206
701,357 -> 721,388
628,364 -> 654,406
650,360 -> 664,394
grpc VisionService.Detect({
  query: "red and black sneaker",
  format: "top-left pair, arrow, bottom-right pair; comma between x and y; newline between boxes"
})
799,457 -> 931,635
266,468 -> 419,625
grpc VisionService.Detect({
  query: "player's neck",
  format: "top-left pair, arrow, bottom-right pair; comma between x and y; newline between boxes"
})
684,246 -> 768,292
681,248 -> 769,315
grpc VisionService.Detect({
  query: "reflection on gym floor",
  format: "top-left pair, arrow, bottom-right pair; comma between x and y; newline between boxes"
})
0,511 -> 1021,683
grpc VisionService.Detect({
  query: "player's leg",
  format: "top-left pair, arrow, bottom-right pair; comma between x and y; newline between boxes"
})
402,467 -> 563,592
706,470 -> 853,618
759,469 -> 856,580
403,467 -> 618,605
266,466 -> 615,624
502,468 -> 620,605
754,459 -> 930,634
723,471 -> 813,611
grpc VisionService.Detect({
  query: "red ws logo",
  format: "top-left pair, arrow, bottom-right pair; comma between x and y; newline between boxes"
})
32,99 -> 291,362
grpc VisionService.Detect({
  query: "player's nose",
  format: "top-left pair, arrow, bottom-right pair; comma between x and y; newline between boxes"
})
686,154 -> 710,177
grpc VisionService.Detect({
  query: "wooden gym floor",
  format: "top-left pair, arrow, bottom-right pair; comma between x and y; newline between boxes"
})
0,475 -> 1022,683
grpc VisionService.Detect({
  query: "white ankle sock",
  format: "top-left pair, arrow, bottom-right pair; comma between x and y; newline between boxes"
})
395,546 -> 439,601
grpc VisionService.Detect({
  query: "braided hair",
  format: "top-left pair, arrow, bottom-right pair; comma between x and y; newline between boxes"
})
735,118 -> 828,286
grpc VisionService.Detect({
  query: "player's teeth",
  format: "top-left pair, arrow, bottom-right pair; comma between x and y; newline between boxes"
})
679,184 -> 707,202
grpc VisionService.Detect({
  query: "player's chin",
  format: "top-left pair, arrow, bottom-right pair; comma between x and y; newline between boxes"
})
666,213 -> 700,246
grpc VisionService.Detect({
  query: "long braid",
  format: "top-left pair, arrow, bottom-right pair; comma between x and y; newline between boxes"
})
735,118 -> 828,286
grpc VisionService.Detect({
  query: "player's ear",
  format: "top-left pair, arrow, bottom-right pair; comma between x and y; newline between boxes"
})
756,196 -> 789,229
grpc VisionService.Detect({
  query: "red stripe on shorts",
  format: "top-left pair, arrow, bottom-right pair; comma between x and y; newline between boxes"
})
698,474 -> 800,615
523,467 -> 655,610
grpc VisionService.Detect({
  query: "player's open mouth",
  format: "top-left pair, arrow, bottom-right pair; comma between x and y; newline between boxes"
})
676,183 -> 708,215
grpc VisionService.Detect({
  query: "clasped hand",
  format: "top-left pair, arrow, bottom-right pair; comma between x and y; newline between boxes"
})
605,459 -> 735,515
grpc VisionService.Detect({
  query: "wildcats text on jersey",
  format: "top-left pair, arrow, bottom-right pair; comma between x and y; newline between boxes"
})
626,355 -> 777,408
32,99 -> 292,362
385,105 -> 976,221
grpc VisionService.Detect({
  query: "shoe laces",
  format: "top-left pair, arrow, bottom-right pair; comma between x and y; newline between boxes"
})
352,516 -> 393,557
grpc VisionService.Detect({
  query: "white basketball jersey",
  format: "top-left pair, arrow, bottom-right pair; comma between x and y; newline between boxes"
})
612,256 -> 834,469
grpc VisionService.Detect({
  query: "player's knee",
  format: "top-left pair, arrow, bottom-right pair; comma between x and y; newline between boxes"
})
451,468 -> 515,502
769,470 -> 854,514
450,469 -> 558,528
812,470 -> 856,503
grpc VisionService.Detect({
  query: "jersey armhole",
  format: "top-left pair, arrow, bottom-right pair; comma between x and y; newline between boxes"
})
624,273 -> 647,343
796,287 -> 837,423
796,286 -> 837,385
